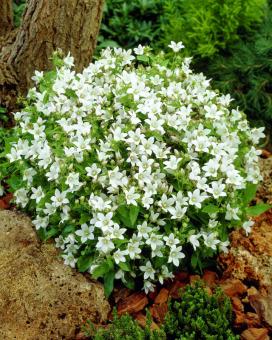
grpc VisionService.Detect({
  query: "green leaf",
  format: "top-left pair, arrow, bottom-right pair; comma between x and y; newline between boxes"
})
191,253 -> 198,269
116,205 -> 138,229
154,256 -> 166,269
246,203 -> 271,216
119,262 -> 130,272
7,174 -> 23,191
92,261 -> 110,279
202,205 -> 219,214
243,183 -> 258,205
77,255 -> 93,272
104,270 -> 115,297
129,205 -> 140,227
36,228 -> 47,241
37,227 -> 58,241
62,224 -> 75,236
124,275 -> 135,290
136,55 -> 150,63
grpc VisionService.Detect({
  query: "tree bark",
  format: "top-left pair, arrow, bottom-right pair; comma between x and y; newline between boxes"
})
0,0 -> 14,37
0,0 -> 104,111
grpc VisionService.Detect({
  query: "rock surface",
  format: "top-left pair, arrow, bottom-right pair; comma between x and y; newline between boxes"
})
0,210 -> 110,340
218,210 -> 272,287
257,155 -> 272,204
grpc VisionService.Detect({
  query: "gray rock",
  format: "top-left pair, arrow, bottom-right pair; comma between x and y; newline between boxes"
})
0,210 -> 110,339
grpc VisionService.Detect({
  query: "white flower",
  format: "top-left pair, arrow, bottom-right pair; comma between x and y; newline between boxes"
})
242,220 -> 254,236
143,280 -> 155,294
137,221 -> 152,239
14,188 -> 29,207
65,172 -> 83,192
110,224 -> 126,239
140,261 -> 155,280
31,70 -> 44,83
75,223 -> 94,243
51,189 -> 69,207
86,164 -> 101,180
127,240 -> 141,259
158,194 -> 175,212
113,249 -> 128,264
202,232 -> 220,250
168,204 -> 187,219
158,265 -> 174,285
32,215 -> 49,230
219,240 -> 230,253
225,204 -> 240,221
134,44 -> 145,55
164,155 -> 181,171
189,234 -> 200,251
188,189 -> 208,209
168,245 -> 185,266
31,186 -> 45,203
95,212 -> 114,233
163,233 -> 179,247
62,252 -> 77,268
124,186 -> 140,206
207,181 -> 226,199
146,233 -> 164,251
96,236 -> 114,253
23,168 -> 37,185
168,41 -> 185,52
55,235 -> 66,249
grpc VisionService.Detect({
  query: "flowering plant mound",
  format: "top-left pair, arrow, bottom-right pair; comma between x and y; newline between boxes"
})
1,43 -> 267,296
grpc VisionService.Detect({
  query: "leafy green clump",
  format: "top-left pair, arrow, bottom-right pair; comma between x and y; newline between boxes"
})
163,282 -> 239,340
161,0 -> 268,58
84,310 -> 166,340
85,282 -> 238,339
207,9 -> 272,123
97,0 -> 164,51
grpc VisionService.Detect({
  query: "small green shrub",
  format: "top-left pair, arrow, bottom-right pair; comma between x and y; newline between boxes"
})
97,0 -> 164,51
84,310 -> 166,339
85,282 -> 238,339
163,281 -> 239,340
207,9 -> 272,123
161,0 -> 268,58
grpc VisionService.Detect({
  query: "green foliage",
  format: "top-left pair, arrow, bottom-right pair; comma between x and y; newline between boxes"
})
163,281 -> 239,340
97,0 -> 164,51
161,0 -> 268,58
85,283 -> 237,339
207,9 -> 272,122
84,309 -> 166,339
13,0 -> 26,27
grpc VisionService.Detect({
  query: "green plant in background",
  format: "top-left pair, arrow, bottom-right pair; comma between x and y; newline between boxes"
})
163,281 -> 239,340
207,9 -> 272,123
161,0 -> 268,58
13,0 -> 26,27
97,0 -> 164,51
84,310 -> 166,339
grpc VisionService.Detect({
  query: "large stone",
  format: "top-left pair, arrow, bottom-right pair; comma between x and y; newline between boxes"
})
0,210 -> 110,339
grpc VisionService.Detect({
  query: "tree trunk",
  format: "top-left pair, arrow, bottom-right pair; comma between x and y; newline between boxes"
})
0,0 -> 14,37
0,0 -> 104,111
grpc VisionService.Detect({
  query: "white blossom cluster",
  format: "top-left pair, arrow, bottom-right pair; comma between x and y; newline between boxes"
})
6,44 -> 264,293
